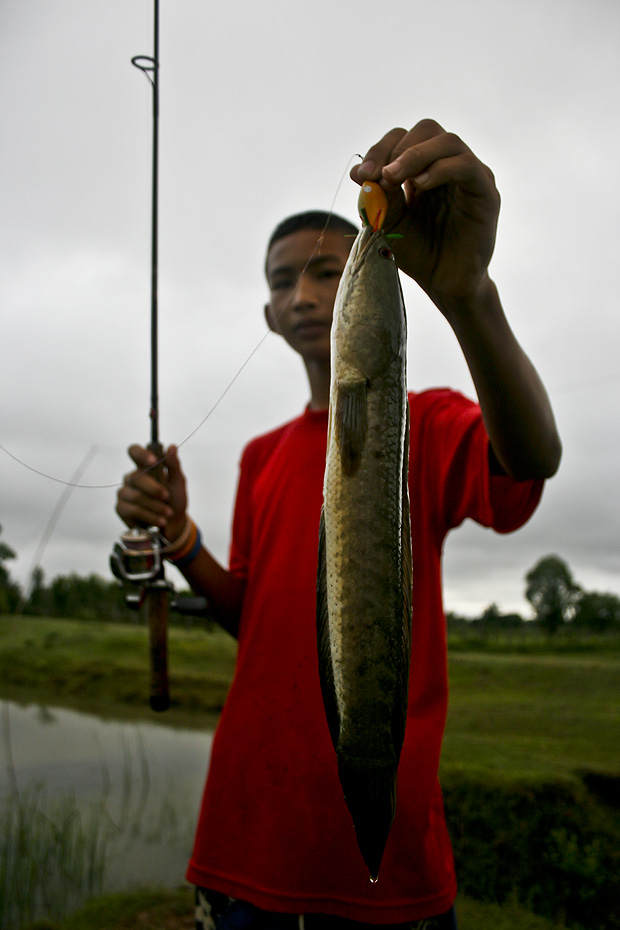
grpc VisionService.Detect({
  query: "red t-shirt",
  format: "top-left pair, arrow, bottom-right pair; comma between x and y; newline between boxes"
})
186,390 -> 543,922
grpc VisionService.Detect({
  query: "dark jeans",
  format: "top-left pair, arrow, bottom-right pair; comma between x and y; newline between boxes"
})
195,887 -> 457,930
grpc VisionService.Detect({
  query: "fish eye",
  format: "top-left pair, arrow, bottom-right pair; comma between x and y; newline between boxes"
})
378,247 -> 393,260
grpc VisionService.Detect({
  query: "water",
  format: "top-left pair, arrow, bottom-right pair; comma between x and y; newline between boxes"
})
0,698 -> 213,891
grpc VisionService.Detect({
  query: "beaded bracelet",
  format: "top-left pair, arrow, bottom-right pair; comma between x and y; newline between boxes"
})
160,516 -> 193,557
164,518 -> 202,568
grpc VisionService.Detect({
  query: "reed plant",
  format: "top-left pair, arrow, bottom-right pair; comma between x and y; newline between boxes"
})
0,711 -> 198,930
0,786 -> 111,929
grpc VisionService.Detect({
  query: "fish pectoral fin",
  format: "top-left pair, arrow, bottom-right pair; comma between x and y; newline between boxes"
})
334,379 -> 368,476
316,507 -> 340,751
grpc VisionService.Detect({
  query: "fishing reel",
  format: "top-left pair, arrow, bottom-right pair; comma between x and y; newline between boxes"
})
110,526 -> 174,609
110,527 -> 210,616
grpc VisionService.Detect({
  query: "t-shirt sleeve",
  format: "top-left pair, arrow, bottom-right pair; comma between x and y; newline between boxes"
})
409,389 -> 544,536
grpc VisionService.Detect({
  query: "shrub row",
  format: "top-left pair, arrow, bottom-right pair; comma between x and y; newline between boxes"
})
443,777 -> 620,930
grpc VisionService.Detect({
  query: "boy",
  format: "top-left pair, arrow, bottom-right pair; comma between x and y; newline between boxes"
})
117,120 -> 561,929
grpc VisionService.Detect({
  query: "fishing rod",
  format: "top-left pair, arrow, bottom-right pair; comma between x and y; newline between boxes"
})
111,0 -> 171,712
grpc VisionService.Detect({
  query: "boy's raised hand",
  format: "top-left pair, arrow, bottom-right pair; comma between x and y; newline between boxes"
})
116,444 -> 187,542
351,119 -> 500,308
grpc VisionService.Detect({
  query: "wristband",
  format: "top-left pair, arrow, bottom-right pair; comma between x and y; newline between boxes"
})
160,515 -> 193,557
166,519 -> 202,569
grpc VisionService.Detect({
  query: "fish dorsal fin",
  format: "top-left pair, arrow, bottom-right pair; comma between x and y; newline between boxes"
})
392,404 -> 412,757
334,379 -> 368,476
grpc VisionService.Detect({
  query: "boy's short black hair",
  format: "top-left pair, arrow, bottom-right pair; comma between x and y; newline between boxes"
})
266,211 -> 359,260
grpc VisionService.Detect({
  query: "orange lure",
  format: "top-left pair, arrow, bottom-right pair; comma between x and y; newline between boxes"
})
357,180 -> 388,232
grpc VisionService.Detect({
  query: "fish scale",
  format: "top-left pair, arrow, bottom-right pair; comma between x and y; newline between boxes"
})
316,222 -> 412,881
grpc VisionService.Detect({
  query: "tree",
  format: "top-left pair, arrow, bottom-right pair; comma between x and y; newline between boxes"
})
525,555 -> 581,634
26,566 -> 51,616
574,591 -> 620,632
0,524 -> 21,613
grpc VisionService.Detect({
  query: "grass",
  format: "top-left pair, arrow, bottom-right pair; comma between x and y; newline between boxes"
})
442,649 -> 620,783
24,886 -> 194,930
22,886 -> 572,930
447,626 -> 620,655
0,787 -> 110,930
456,894 -> 571,929
0,615 -> 237,726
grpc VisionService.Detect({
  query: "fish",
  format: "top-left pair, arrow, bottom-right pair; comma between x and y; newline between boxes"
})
316,217 -> 412,881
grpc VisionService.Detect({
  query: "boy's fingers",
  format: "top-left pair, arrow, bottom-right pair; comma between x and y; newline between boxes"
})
164,444 -> 183,481
128,443 -> 156,468
116,489 -> 172,530
123,451 -> 170,502
381,127 -> 497,206
352,120 -> 448,185
353,120 -> 495,201
382,130 -> 473,186
351,127 -> 408,183
392,152 -> 491,199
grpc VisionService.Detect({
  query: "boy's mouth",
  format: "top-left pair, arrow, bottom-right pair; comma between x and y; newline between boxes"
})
294,319 -> 331,337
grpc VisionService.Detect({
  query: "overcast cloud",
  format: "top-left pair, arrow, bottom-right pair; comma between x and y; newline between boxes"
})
1,0 -> 619,617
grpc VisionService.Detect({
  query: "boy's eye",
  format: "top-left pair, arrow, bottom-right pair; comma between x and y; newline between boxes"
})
271,279 -> 293,290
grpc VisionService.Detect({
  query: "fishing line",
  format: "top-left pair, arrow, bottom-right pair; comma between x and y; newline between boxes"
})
0,154 -> 363,490
16,446 -> 98,611
3,330 -> 619,489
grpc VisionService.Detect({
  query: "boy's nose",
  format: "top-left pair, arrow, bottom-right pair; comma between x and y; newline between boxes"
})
291,274 -> 318,310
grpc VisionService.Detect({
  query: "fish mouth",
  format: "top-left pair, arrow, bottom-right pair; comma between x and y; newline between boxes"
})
349,225 -> 384,277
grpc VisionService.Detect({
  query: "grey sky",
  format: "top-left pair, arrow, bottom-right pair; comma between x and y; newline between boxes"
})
1,0 -> 619,616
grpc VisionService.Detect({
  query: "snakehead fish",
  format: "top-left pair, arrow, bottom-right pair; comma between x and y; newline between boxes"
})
316,190 -> 412,881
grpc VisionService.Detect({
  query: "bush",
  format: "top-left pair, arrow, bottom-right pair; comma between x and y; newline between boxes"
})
443,778 -> 620,929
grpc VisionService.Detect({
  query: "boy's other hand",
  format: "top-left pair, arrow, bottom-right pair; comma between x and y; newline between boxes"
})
351,119 -> 500,307
116,444 -> 187,541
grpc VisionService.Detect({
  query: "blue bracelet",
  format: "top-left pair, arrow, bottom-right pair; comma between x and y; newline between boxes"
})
172,528 -> 202,569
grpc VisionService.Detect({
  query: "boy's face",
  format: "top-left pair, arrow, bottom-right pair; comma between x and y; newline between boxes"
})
264,228 -> 353,363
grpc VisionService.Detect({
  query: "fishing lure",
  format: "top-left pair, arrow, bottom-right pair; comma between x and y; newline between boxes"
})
358,180 -> 388,232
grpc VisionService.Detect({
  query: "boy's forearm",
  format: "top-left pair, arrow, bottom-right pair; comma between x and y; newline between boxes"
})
438,276 -> 562,481
177,546 -> 245,639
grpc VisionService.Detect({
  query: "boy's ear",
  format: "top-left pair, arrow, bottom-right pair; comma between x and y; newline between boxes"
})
264,303 -> 279,334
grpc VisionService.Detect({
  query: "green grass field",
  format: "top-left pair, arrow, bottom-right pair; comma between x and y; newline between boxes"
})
0,614 -> 237,727
443,649 -> 619,783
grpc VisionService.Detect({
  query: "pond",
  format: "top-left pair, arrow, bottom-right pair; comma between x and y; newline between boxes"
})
1,697 -> 213,924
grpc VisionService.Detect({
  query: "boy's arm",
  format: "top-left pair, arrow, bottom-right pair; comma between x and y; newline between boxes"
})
351,119 -> 562,481
432,276 -> 561,481
116,444 -> 245,638
172,546 -> 245,639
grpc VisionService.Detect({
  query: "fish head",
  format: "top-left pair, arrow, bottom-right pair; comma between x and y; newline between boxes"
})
332,225 -> 406,380
345,225 -> 396,281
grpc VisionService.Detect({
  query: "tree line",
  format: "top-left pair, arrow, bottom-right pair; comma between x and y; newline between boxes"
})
0,524 -> 148,622
448,554 -> 620,634
1,525 -> 619,632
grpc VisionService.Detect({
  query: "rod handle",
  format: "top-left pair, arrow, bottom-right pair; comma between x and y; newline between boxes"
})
148,586 -> 170,711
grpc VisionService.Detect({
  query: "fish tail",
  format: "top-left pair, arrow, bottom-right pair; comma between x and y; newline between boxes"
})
338,754 -> 397,880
